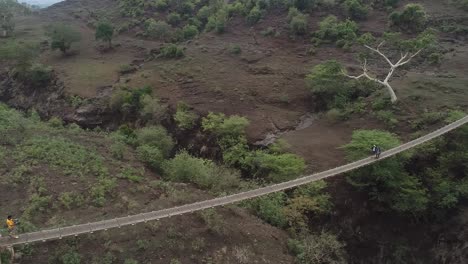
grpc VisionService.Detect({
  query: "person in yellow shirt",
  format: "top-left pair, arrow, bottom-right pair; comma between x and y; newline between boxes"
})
6,215 -> 18,239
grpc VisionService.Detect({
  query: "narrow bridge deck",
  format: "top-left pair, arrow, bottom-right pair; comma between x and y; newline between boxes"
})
1,116 -> 466,247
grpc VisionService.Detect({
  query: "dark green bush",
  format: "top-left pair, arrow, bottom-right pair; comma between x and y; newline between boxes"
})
290,13 -> 308,36
342,0 -> 368,20
135,126 -> 174,157
314,15 -> 358,48
205,9 -> 228,34
136,145 -> 165,170
145,19 -> 172,40
246,6 -> 262,25
174,102 -> 198,130
182,24 -> 199,40
305,60 -> 376,109
167,12 -> 182,26
389,4 -> 427,33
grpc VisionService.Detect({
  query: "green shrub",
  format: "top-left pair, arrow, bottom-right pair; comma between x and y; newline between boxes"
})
111,141 -> 126,160
154,0 -> 168,10
14,137 -> 108,177
61,250 -> 82,264
445,110 -> 465,123
124,259 -> 139,264
59,192 -> 84,209
228,44 -> 242,54
90,177 -> 117,207
342,0 -> 368,20
254,151 -> 306,182
202,112 -> 249,139
384,0 -> 399,8
287,7 -> 300,22
375,110 -> 399,128
145,19 -> 172,40
246,6 -> 262,25
118,166 -> 145,182
199,209 -> 226,234
160,44 -> 185,58
205,9 -> 228,34
389,4 -> 427,33
24,63 -> 53,86
293,0 -> 315,10
261,27 -> 277,37
135,126 -> 174,157
136,239 -> 150,250
163,151 -> 215,189
178,1 -> 195,14
167,12 -> 182,26
174,102 -> 198,130
411,112 -> 446,130
227,1 -> 245,15
326,108 -> 347,122
289,13 -> 308,36
48,116 -> 63,128
139,94 -> 166,123
197,5 -> 212,23
136,144 -> 165,170
246,192 -> 287,227
182,24 -> 199,40
314,15 -> 358,48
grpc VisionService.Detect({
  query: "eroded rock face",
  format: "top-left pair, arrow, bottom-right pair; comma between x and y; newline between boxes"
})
0,70 -> 114,128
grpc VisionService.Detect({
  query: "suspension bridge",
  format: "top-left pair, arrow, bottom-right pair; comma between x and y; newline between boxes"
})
0,115 -> 467,247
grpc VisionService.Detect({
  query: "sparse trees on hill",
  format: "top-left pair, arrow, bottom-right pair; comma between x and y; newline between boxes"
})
46,24 -> 81,55
95,21 -> 114,49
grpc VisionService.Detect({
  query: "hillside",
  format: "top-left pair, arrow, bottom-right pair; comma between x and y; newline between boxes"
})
0,0 -> 468,263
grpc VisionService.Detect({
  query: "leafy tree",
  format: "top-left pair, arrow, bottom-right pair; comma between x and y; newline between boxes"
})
305,60 -> 375,109
95,21 -> 114,48
344,130 -> 429,213
389,4 -> 427,33
46,24 -> 81,55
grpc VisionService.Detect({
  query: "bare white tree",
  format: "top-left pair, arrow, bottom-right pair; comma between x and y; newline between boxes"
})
343,41 -> 422,103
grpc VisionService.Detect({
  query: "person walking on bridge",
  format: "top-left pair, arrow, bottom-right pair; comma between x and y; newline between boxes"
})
375,146 -> 382,159
6,216 -> 18,239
